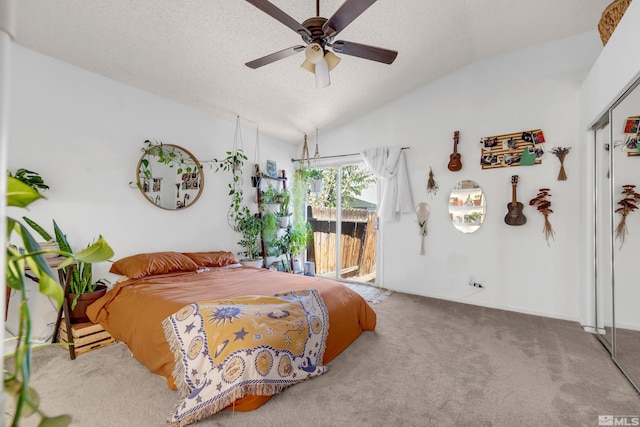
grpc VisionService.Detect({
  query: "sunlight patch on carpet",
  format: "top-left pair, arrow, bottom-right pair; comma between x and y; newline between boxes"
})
344,283 -> 393,304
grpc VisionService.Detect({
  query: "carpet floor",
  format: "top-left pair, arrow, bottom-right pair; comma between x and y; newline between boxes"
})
6,291 -> 640,427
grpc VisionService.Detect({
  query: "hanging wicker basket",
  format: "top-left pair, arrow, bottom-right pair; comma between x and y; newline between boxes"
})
598,0 -> 633,45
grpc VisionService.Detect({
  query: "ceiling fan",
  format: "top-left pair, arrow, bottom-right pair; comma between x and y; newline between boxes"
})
244,0 -> 398,88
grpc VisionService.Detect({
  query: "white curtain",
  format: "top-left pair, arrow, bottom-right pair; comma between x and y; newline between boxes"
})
360,147 -> 413,221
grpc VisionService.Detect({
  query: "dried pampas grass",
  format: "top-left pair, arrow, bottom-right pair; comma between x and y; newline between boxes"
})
551,147 -> 571,181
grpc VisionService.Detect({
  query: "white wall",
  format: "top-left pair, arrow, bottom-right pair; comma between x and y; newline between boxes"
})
312,31 -> 603,321
8,13 -> 635,334
6,45 -> 296,340
578,0 -> 640,331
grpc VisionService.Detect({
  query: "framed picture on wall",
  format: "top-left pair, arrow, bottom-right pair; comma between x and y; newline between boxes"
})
267,160 -> 278,178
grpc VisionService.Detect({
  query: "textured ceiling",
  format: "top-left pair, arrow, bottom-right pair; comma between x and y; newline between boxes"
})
13,0 -> 610,143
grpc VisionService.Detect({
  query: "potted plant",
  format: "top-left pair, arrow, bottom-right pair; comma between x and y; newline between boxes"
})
22,217 -> 111,323
308,168 -> 324,193
273,221 -> 312,273
289,221 -> 312,272
276,188 -> 292,228
6,177 -> 113,426
260,182 -> 284,214
235,207 -> 263,268
261,182 -> 282,204
273,230 -> 292,273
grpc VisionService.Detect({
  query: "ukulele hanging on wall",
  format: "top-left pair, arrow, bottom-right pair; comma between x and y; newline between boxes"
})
504,175 -> 527,226
447,131 -> 462,172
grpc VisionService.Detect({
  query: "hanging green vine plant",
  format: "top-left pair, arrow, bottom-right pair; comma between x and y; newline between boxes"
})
138,140 -> 210,181
292,167 -> 311,221
212,149 -> 248,228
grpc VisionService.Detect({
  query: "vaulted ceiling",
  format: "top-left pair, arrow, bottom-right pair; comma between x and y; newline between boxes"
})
14,0 -> 610,143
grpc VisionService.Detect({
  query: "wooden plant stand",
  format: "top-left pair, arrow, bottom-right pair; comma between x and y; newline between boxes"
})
57,321 -> 114,356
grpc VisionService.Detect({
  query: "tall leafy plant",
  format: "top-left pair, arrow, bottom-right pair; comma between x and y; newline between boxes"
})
22,217 -> 110,308
5,177 -> 114,426
235,207 -> 262,260
261,212 -> 279,256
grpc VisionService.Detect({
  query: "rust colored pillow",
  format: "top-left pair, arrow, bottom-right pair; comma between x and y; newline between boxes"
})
182,251 -> 239,268
109,252 -> 199,279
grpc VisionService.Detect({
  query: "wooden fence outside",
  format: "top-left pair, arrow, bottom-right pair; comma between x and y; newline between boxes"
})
307,207 -> 376,282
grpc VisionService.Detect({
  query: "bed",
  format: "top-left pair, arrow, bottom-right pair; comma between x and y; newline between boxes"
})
87,251 -> 376,425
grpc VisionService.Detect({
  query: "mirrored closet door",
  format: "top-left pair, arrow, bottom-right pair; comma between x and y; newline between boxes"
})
594,75 -> 640,392
593,118 -> 612,352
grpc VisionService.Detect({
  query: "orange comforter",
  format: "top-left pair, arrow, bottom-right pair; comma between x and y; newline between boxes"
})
87,266 -> 376,411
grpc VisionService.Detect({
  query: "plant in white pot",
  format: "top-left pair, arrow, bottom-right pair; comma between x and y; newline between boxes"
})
308,168 -> 324,194
276,188 -> 292,228
274,221 -> 311,273
289,221 -> 312,272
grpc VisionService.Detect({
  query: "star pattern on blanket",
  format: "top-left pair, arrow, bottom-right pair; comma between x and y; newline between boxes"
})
234,327 -> 248,341
184,322 -> 196,334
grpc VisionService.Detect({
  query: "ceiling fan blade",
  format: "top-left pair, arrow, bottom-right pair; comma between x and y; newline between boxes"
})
245,0 -> 311,37
315,58 -> 330,88
245,46 -> 305,69
322,0 -> 377,38
331,40 -> 397,64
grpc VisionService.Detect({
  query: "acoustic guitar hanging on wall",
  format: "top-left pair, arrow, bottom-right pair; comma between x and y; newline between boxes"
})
504,175 -> 527,226
448,131 -> 462,172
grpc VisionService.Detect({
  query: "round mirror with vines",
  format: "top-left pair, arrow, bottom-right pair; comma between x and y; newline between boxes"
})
136,144 -> 204,210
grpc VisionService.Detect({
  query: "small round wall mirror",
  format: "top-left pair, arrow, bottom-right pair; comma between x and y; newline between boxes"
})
448,180 -> 486,233
136,144 -> 204,210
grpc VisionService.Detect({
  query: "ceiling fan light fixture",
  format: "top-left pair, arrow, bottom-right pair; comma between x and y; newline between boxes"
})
324,50 -> 341,71
300,59 -> 315,73
315,58 -> 330,88
304,42 -> 324,64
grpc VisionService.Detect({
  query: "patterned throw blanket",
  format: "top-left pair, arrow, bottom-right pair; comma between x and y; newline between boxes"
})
162,289 -> 329,426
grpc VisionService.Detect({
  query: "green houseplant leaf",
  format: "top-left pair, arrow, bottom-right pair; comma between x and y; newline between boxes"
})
7,176 -> 45,208
6,220 -> 63,306
60,236 -> 113,266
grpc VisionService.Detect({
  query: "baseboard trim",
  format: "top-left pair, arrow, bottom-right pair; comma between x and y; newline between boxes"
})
388,286 -> 581,324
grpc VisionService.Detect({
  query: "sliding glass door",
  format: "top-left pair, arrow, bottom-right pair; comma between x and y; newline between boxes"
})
306,161 -> 379,284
